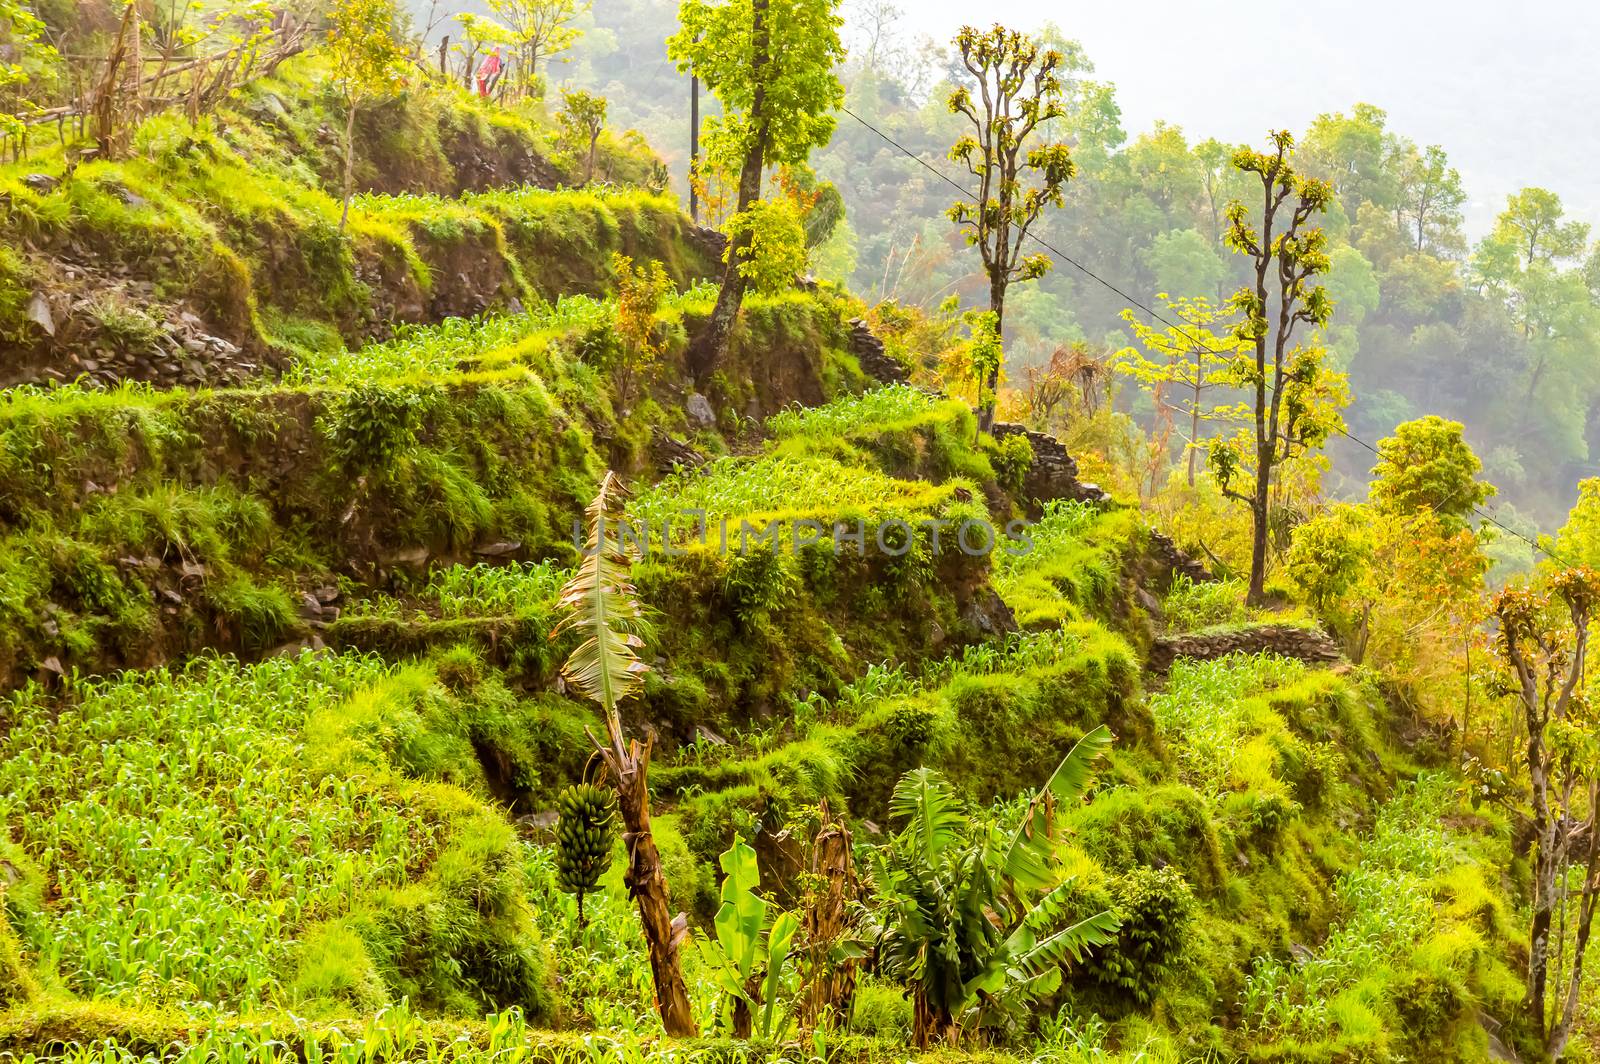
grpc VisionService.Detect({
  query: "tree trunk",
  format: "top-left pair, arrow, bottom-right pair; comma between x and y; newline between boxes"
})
586,131 -> 598,185
732,988 -> 754,1038
1528,846 -> 1555,1042
978,276 -> 1005,433
1547,801 -> 1599,1060
340,99 -> 358,234
1246,444 -> 1271,604
1186,370 -> 1201,487
613,745 -> 698,1037
799,804 -> 859,1031
689,0 -> 768,382
912,996 -> 958,1050
1525,736 -> 1557,1042
93,2 -> 141,159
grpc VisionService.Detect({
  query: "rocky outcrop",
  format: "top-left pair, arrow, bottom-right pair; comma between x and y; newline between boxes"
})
650,427 -> 707,474
959,585 -> 1018,637
685,224 -> 728,265
1148,624 -> 1344,673
848,318 -> 910,384
10,289 -> 279,390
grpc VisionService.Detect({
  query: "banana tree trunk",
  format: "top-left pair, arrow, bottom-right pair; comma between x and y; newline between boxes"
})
799,803 -> 859,1031
610,735 -> 698,1037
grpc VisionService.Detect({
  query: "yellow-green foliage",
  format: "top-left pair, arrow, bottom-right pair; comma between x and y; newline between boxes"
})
1149,654 -> 1349,806
0,842 -> 45,1009
0,354 -> 612,681
306,647 -> 598,809
1240,777 -> 1520,1062
0,652 -> 554,1020
655,624 -> 1144,862
994,501 -> 1146,628
631,453 -> 974,532
767,384 -> 995,485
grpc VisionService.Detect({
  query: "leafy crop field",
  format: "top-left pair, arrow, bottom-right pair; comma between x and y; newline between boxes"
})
2,3 -> 1595,1060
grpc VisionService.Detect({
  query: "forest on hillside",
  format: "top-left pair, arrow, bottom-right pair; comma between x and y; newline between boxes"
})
1,0 -> 1598,1063
545,0 -> 1600,542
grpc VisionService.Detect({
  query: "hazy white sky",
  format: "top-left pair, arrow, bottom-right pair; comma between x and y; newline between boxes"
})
892,0 -> 1600,237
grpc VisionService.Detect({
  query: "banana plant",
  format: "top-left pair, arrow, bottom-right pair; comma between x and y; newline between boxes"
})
866,725 -> 1121,1048
551,471 -> 697,1037
694,833 -> 801,1040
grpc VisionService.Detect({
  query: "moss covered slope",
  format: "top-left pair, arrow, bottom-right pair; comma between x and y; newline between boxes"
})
0,58 -> 715,389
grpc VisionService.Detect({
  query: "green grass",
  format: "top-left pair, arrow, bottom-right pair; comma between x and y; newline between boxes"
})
765,386 -> 993,487
1242,776 -> 1520,1060
993,501 -> 1144,628
0,652 -> 555,1018
1160,574 -> 1250,632
1148,652 -> 1321,802
0,653 -> 404,1006
765,384 -> 944,439
630,453 -> 978,535
0,54 -> 707,361
284,297 -> 615,386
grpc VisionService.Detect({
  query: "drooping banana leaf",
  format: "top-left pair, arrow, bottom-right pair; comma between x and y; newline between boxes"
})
550,471 -> 650,755
993,724 -> 1113,891
963,877 -> 1120,1000
890,767 -> 967,866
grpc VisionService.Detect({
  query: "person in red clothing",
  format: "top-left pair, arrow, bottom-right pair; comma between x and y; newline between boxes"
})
475,48 -> 504,100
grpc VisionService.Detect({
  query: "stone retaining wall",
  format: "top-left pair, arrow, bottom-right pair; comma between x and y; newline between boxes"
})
848,318 -> 911,384
1148,624 -> 1345,673
991,422 -> 1214,588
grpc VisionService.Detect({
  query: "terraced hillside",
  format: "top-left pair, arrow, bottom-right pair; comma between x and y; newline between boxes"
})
0,57 -> 713,388
0,20 -> 1584,1064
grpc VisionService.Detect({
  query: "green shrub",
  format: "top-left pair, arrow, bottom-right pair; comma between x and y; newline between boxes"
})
1071,784 -> 1226,895
322,383 -> 437,469
288,920 -> 388,1014
984,431 -> 1033,496
1084,865 -> 1196,1008
849,977 -> 914,1039
208,574 -> 298,650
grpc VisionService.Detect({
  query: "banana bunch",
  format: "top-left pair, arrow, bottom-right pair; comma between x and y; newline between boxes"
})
555,783 -> 618,921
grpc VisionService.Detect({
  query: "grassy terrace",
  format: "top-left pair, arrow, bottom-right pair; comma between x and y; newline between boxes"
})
0,56 -> 711,371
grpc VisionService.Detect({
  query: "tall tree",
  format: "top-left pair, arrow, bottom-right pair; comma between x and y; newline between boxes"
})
1484,188 -> 1592,273
1367,414 -> 1494,529
667,0 -> 846,379
944,23 -> 1075,432
1210,130 -> 1346,605
1297,103 -> 1399,218
486,0 -> 589,97
557,88 -> 607,183
1393,142 -> 1466,255
1492,569 -> 1600,1060
552,472 -> 697,1037
1473,189 -> 1597,400
327,0 -> 407,234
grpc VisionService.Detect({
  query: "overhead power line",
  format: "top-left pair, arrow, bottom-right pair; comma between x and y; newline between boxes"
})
837,104 -> 1576,573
